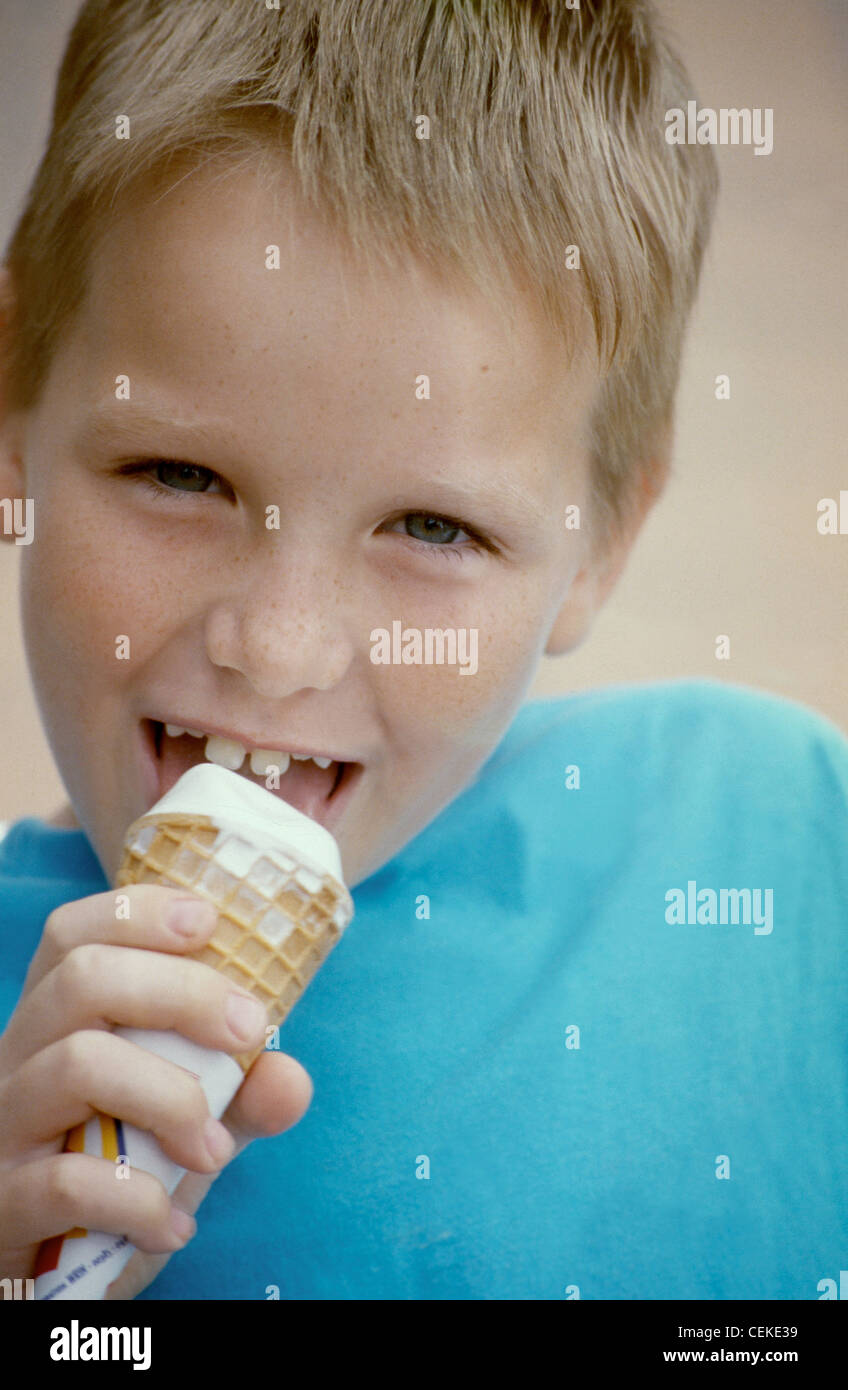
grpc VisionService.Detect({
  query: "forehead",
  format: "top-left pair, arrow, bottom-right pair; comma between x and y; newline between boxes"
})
71,156 -> 597,472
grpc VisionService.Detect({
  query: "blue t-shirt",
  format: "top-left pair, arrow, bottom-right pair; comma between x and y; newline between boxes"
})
1,680 -> 846,1300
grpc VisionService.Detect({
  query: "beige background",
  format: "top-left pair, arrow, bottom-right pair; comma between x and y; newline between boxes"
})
1,0 -> 846,823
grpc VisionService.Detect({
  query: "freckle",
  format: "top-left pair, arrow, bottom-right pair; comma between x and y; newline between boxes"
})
480,364 -> 489,372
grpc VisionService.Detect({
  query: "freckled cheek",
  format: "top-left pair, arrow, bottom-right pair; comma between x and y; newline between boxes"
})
20,504 -> 170,676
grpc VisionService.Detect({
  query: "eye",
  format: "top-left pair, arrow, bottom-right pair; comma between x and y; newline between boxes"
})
402,514 -> 464,545
384,511 -> 491,561
116,459 -> 228,497
154,461 -> 217,492
149,460 -> 222,493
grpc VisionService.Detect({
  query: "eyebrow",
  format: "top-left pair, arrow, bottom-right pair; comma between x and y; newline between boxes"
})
74,403 -> 230,455
75,403 -> 551,538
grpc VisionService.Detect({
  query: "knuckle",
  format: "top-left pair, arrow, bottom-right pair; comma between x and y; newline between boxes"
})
43,1153 -> 83,1214
60,942 -> 108,1000
42,904 -> 68,953
176,1072 -> 210,1126
56,1028 -> 108,1087
142,1177 -> 173,1232
60,941 -> 96,988
179,956 -> 218,1010
153,1059 -> 209,1127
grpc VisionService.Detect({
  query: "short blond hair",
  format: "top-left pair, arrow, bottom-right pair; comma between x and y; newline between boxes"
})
3,0 -> 717,545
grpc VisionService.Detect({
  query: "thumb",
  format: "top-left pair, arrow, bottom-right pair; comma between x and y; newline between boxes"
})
223,1050 -> 314,1143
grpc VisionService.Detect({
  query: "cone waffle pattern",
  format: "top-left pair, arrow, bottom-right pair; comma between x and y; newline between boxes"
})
116,812 -> 353,1070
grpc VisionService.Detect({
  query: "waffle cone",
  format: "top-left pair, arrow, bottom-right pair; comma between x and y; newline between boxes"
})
116,810 -> 353,1070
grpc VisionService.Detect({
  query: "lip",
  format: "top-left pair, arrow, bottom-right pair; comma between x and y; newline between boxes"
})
138,718 -> 364,836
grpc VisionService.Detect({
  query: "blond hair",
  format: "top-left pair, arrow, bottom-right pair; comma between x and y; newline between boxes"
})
3,0 -> 717,545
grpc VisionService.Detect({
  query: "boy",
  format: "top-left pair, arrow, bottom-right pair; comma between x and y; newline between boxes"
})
0,0 -> 845,1301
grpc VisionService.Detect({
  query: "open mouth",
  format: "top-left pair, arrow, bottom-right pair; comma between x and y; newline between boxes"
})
142,719 -> 361,831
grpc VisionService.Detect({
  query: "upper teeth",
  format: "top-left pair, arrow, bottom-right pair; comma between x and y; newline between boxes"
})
164,726 -> 335,774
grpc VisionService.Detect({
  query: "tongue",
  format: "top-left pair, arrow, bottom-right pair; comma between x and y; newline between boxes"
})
157,732 -> 338,822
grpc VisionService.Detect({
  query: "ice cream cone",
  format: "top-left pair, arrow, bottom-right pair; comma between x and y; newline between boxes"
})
115,802 -> 353,1070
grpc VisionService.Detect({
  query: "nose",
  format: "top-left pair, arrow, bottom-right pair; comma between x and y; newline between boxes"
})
204,544 -> 356,698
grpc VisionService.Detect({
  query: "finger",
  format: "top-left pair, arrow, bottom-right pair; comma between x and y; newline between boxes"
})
1,945 -> 268,1071
0,1031 -> 235,1174
222,1050 -> 314,1143
0,1152 -> 197,1255
104,1168 -> 220,1300
24,886 -> 219,991
103,1246 -> 173,1301
103,1058 -> 314,1298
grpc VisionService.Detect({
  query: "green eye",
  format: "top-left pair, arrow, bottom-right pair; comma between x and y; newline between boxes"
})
118,458 -> 228,499
382,510 -> 492,563
155,461 -> 215,492
404,514 -> 462,544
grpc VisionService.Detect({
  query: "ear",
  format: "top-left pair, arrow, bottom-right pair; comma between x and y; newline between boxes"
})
0,266 -> 27,522
544,425 -> 672,656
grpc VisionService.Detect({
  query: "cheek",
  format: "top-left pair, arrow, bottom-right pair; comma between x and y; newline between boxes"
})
19,489 -> 170,685
376,588 -> 544,746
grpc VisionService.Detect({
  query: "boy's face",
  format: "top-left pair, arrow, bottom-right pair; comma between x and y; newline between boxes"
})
2,158 -> 624,888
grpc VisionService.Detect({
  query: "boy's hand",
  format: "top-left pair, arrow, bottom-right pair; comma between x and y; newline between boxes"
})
0,886 -> 313,1296
102,1050 -> 308,1299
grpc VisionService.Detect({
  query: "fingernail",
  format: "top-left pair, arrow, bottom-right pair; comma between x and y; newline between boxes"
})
167,898 -> 217,937
203,1117 -> 234,1164
226,991 -> 266,1041
170,1206 -> 196,1244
